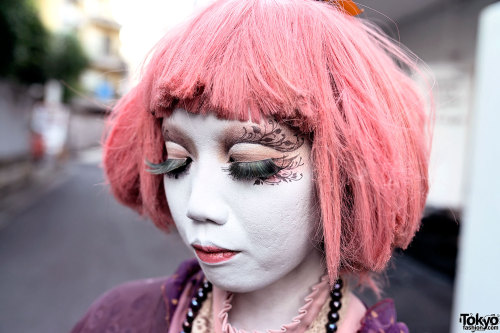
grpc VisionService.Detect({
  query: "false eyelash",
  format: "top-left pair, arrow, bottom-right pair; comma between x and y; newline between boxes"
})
145,157 -> 284,181
145,158 -> 191,177
225,159 -> 284,181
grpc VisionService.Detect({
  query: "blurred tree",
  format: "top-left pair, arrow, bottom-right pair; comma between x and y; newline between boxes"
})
0,0 -> 88,100
0,0 -> 49,83
45,33 -> 89,101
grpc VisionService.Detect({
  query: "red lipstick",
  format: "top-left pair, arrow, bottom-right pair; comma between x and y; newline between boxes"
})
192,244 -> 239,264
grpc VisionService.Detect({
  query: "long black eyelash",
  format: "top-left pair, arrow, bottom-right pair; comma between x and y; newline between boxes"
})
225,159 -> 284,181
145,158 -> 191,176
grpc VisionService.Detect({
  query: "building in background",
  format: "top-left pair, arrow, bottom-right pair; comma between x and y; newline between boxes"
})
35,0 -> 127,152
37,0 -> 127,107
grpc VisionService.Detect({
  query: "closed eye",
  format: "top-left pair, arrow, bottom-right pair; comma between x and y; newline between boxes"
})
145,158 -> 192,178
225,159 -> 284,181
146,157 -> 287,182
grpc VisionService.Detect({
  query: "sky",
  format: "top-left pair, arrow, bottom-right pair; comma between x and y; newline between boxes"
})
109,0 -> 214,79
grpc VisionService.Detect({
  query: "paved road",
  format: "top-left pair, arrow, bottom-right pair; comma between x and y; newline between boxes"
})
0,155 -> 453,332
0,159 -> 192,333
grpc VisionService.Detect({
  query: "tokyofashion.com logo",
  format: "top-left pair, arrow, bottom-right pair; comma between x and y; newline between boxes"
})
459,313 -> 500,331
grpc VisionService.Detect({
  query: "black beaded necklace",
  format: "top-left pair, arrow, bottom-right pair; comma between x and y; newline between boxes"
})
181,278 -> 343,333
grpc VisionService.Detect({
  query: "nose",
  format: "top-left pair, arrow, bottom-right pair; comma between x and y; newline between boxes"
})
185,161 -> 230,225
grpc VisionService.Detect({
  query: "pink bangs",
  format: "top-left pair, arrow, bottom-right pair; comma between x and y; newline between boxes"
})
138,0 -> 386,131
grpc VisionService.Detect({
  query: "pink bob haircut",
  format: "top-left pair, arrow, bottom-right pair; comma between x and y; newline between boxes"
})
103,0 -> 432,286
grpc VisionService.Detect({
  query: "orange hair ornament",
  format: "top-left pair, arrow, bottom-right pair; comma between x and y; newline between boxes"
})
320,0 -> 363,16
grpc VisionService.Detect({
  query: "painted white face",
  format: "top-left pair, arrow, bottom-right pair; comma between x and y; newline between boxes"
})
160,108 -> 321,293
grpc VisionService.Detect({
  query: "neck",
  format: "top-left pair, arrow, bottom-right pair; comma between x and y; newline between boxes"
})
228,249 -> 325,331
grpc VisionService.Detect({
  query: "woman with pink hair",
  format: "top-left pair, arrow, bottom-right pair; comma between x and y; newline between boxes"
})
71,0 -> 432,332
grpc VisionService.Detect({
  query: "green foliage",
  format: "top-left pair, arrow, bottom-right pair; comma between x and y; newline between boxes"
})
0,0 -> 89,95
45,33 -> 89,101
46,33 -> 89,83
0,0 -> 49,83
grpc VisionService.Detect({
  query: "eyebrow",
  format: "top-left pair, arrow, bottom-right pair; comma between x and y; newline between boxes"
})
222,120 -> 304,153
162,123 -> 196,155
163,119 -> 304,155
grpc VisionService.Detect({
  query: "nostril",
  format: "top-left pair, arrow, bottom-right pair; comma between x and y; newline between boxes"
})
186,204 -> 228,225
187,214 -> 217,225
186,210 -> 207,223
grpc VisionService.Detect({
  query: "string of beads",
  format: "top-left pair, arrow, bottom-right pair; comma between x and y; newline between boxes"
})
181,278 -> 343,333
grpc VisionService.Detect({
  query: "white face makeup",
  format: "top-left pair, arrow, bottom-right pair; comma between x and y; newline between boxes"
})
160,108 -> 321,293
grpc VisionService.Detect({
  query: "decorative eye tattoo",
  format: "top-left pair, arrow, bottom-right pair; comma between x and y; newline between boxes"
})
233,119 -> 305,152
145,119 -> 306,185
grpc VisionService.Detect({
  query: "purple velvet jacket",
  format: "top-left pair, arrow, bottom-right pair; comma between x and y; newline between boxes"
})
70,259 -> 409,333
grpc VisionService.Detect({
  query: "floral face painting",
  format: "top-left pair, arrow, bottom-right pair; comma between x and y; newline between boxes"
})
72,0 -> 432,332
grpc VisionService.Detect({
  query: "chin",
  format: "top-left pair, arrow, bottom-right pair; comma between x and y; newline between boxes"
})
200,264 -> 276,293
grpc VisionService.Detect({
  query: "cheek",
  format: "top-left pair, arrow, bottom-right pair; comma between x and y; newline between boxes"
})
163,178 -> 191,240
237,169 -> 319,257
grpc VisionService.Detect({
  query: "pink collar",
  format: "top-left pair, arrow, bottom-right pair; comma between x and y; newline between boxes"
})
212,276 -> 330,333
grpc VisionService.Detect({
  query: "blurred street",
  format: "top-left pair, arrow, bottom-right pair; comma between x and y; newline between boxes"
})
0,150 -> 192,333
0,149 -> 453,333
